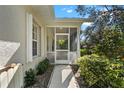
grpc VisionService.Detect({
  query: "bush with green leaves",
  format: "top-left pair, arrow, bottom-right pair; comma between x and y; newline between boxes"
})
80,49 -> 88,56
97,26 -> 124,58
24,69 -> 36,87
36,58 -> 49,75
78,54 -> 124,88
80,25 -> 124,59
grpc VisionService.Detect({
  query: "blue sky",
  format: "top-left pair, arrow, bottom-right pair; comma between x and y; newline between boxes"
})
54,5 -> 94,41
54,5 -> 107,18
54,5 -> 92,31
54,5 -> 90,30
54,5 -> 94,18
54,5 -> 95,41
54,5 -> 82,18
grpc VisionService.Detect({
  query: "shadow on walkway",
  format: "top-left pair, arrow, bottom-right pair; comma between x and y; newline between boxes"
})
49,65 -> 79,88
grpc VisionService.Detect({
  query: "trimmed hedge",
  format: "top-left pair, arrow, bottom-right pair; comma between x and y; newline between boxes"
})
78,54 -> 124,88
36,58 -> 49,75
24,58 -> 50,87
24,69 -> 36,87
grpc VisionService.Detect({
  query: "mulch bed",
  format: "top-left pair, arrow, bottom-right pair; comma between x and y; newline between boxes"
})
71,65 -> 86,88
30,65 -> 54,88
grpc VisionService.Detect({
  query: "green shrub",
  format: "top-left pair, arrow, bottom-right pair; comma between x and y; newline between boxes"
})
36,58 -> 49,75
24,69 -> 36,87
96,26 -> 124,58
80,49 -> 88,56
78,54 -> 124,88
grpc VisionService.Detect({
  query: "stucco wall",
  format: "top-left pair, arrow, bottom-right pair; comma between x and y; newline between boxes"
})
0,6 -> 26,66
24,6 -> 47,71
0,6 -> 47,87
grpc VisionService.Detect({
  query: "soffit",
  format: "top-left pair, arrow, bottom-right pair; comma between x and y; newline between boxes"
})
31,5 -> 92,26
31,5 -> 55,24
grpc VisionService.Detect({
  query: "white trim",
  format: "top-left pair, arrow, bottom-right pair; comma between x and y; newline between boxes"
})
56,50 -> 69,51
68,27 -> 70,61
46,25 -> 79,28
26,13 -> 33,62
47,26 -> 79,64
55,27 -> 56,63
41,27 -> 44,57
47,52 -> 55,53
44,27 -> 46,57
53,27 -> 55,52
55,33 -> 69,35
55,27 -> 70,64
55,18 -> 83,22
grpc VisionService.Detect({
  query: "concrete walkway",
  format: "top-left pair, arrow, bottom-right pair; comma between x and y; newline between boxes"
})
48,65 -> 79,88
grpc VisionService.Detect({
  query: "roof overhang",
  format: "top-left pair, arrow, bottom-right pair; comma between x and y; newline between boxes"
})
31,5 -> 55,24
55,18 -> 83,23
46,18 -> 83,27
31,5 -> 92,26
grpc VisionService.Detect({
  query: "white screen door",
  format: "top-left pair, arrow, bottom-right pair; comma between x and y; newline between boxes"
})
55,33 -> 69,64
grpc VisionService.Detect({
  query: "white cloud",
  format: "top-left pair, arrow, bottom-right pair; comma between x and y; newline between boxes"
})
62,8 -> 66,11
81,22 -> 93,30
66,9 -> 73,13
61,7 -> 73,13
82,22 -> 93,26
100,7 -> 107,11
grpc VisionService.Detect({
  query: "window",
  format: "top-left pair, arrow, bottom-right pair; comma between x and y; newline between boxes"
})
32,21 -> 41,57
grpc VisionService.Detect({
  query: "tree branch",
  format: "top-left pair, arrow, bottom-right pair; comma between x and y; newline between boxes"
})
104,5 -> 111,12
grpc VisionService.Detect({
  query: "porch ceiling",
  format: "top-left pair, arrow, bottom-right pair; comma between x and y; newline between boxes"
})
31,5 -> 55,24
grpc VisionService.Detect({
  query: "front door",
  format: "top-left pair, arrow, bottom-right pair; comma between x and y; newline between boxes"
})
55,33 -> 69,64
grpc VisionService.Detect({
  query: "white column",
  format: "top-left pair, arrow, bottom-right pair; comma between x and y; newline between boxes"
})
77,27 -> 80,57
44,27 -> 47,57
55,27 -> 56,63
26,13 -> 33,62
68,27 -> 70,63
41,27 -> 44,57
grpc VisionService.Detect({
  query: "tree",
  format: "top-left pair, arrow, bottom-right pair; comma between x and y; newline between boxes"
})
97,26 -> 123,58
77,6 -> 124,88
76,5 -> 124,58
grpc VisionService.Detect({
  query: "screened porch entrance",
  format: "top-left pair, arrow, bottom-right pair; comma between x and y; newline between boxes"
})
55,33 -> 69,64
47,27 -> 79,64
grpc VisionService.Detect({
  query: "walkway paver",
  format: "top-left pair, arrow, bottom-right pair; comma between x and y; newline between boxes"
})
49,65 -> 79,88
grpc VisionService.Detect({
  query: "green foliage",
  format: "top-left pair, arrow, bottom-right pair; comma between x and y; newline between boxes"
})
78,5 -> 124,59
57,39 -> 68,49
78,54 -> 124,88
24,69 -> 36,87
81,26 -> 124,58
77,5 -> 124,88
36,58 -> 49,75
80,49 -> 88,56
118,12 -> 124,31
97,26 -> 124,58
58,40 -> 65,46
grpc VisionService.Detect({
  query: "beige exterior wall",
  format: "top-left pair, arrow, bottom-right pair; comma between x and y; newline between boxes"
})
0,6 -> 47,87
24,6 -> 47,71
0,6 -> 26,66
